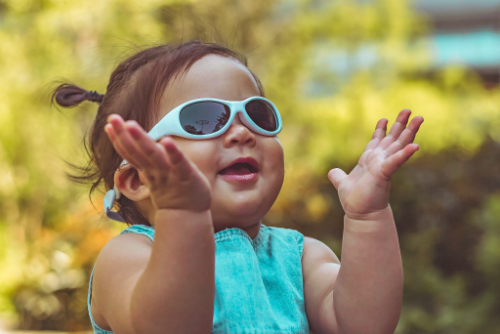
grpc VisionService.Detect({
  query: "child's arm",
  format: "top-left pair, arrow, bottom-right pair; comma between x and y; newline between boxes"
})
302,110 -> 423,334
91,116 -> 215,334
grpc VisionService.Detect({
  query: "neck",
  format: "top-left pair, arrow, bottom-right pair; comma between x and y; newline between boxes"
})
213,219 -> 262,240
240,221 -> 261,240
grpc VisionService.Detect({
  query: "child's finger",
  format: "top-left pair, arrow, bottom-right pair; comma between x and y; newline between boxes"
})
109,119 -> 153,170
161,137 -> 194,181
107,114 -> 127,136
385,116 -> 424,156
398,116 -> 424,145
105,123 -> 142,168
328,168 -> 348,190
105,124 -> 116,141
387,109 -> 411,137
364,118 -> 388,152
379,109 -> 411,150
126,122 -> 170,171
153,142 -> 171,170
381,143 -> 419,178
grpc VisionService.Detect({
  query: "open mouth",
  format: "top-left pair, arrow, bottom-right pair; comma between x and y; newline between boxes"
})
219,162 -> 258,175
218,157 -> 259,180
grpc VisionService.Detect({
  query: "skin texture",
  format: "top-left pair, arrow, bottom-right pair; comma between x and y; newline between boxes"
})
91,54 -> 424,334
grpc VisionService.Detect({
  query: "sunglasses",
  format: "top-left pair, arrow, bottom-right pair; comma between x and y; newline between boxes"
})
104,96 -> 283,222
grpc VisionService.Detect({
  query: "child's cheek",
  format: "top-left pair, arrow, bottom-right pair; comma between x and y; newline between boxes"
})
265,138 -> 284,172
170,138 -> 218,179
262,138 -> 285,191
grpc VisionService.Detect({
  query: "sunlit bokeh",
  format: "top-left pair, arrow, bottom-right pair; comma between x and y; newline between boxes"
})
1,0 -> 500,333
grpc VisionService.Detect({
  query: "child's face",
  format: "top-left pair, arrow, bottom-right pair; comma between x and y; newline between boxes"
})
158,55 -> 284,231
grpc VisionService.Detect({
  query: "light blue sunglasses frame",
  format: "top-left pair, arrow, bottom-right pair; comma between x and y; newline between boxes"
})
104,96 -> 282,222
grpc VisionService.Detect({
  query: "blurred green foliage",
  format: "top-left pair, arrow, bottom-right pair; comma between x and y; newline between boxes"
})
1,0 -> 500,332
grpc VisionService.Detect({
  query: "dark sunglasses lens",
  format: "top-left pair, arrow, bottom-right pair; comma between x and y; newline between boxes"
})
245,100 -> 277,132
180,102 -> 231,135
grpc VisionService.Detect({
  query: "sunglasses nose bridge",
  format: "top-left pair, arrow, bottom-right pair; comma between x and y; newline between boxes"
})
233,109 -> 256,132
233,100 -> 246,113
231,101 -> 247,122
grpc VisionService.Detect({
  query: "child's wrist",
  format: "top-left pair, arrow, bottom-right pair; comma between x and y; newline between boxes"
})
344,205 -> 391,220
155,208 -> 213,226
344,205 -> 394,233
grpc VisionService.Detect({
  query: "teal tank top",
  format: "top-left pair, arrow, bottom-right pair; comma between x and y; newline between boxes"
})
87,224 -> 310,333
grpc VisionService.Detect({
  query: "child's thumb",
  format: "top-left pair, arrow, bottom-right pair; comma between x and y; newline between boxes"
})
327,168 -> 347,190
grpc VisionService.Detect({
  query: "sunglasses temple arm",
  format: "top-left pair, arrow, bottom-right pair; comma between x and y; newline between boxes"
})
103,185 -> 126,222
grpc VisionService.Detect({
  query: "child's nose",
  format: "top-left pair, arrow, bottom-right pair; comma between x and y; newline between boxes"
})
222,112 -> 256,148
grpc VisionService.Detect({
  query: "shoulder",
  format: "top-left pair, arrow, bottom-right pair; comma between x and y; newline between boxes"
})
302,237 -> 341,334
91,231 -> 153,331
94,230 -> 153,283
302,237 -> 340,265
95,229 -> 153,272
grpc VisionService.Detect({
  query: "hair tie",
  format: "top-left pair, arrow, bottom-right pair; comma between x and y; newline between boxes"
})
87,90 -> 105,104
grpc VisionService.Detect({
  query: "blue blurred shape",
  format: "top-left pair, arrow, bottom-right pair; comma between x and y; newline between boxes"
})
431,31 -> 500,68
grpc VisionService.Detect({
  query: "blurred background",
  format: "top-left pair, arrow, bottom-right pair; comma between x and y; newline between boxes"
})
1,0 -> 500,333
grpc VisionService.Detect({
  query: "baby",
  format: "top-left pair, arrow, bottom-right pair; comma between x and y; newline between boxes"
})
53,41 -> 423,334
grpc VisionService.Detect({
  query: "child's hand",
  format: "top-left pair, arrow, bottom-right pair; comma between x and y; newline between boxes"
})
328,109 -> 423,219
105,114 -> 212,212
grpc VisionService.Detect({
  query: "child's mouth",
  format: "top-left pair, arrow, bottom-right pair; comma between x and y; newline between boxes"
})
218,158 -> 259,182
219,162 -> 258,175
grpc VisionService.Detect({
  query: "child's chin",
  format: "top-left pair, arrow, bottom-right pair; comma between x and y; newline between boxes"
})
213,198 -> 267,223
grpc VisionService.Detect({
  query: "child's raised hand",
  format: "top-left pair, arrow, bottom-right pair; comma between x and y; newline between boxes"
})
105,114 -> 212,212
328,109 -> 423,219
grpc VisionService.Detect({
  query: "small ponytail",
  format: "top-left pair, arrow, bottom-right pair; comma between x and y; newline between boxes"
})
52,83 -> 104,107
51,41 -> 263,226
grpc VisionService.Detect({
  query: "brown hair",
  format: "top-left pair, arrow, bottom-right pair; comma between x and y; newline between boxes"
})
52,41 -> 264,226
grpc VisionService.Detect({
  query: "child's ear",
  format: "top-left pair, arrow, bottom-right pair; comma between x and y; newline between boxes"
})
113,166 -> 151,201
